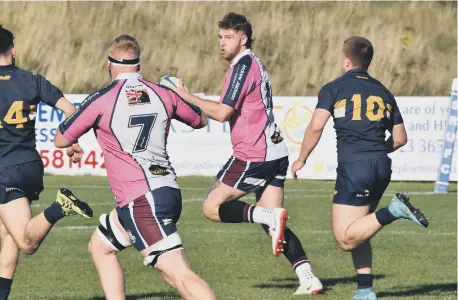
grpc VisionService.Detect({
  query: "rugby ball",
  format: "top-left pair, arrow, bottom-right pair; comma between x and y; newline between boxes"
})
158,75 -> 188,91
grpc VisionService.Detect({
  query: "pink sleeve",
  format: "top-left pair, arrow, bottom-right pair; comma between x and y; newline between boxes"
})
170,90 -> 203,128
58,93 -> 104,143
151,83 -> 203,128
220,55 -> 253,111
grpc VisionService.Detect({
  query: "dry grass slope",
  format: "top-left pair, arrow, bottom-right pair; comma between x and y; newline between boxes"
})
1,1 -> 456,96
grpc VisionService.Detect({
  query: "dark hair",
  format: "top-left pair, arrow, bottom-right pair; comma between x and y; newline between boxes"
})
342,36 -> 374,71
0,25 -> 14,55
218,13 -> 254,48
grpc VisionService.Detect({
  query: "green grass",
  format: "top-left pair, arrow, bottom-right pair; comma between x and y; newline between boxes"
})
9,176 -> 457,300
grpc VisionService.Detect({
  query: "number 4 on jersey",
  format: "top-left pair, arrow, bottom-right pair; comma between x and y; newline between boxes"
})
128,113 -> 157,153
0,100 -> 28,128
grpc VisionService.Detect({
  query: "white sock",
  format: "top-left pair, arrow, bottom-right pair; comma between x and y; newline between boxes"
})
295,262 -> 315,284
252,206 -> 274,227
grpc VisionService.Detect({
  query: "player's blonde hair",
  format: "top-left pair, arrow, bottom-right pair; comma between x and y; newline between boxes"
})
108,34 -> 140,59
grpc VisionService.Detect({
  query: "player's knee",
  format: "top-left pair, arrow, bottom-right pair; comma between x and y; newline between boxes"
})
19,243 -> 38,255
335,237 -> 357,252
94,213 -> 130,256
202,200 -> 218,221
337,242 -> 353,252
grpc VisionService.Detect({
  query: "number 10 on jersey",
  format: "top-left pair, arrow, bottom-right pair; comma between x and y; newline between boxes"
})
335,94 -> 391,121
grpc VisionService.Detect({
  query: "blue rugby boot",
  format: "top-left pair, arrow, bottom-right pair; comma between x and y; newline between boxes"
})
352,288 -> 377,300
388,193 -> 429,228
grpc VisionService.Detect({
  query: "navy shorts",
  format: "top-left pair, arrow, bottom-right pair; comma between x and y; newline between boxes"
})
333,157 -> 392,206
0,160 -> 44,204
216,156 -> 289,193
116,187 -> 182,252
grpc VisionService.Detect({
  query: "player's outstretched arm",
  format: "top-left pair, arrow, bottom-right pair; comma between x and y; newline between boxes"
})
172,91 -> 209,129
291,108 -> 331,178
385,123 -> 407,153
171,80 -> 234,123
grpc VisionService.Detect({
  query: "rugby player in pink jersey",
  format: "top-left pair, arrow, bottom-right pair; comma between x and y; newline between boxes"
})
54,35 -> 215,300
171,13 -> 323,295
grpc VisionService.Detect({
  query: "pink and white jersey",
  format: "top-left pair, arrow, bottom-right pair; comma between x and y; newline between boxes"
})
59,73 -> 203,207
220,49 -> 288,162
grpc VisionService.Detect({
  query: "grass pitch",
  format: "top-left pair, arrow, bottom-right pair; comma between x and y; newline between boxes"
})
8,176 -> 457,300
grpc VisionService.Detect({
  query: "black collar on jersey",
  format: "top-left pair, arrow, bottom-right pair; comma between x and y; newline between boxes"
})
0,65 -> 15,70
108,56 -> 140,66
346,68 -> 368,75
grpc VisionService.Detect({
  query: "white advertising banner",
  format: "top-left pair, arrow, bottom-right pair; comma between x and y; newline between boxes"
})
36,95 -> 456,181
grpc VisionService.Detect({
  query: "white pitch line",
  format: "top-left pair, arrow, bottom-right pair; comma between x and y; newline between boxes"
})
42,184 -> 454,195
30,191 -> 451,208
53,225 -> 455,237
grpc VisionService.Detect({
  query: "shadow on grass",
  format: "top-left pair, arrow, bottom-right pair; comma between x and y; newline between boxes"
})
90,292 -> 179,299
254,275 -> 387,289
377,282 -> 457,297
255,277 -> 456,298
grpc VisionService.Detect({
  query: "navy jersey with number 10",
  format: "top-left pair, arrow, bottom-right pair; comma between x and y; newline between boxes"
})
316,69 -> 404,162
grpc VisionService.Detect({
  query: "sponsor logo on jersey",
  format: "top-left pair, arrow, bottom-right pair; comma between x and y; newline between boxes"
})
5,187 -> 22,193
243,177 -> 266,186
81,92 -> 99,107
356,189 -> 370,198
0,75 -> 11,80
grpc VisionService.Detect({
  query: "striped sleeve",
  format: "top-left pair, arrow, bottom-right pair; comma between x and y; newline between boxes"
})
220,55 -> 252,111
58,82 -> 118,143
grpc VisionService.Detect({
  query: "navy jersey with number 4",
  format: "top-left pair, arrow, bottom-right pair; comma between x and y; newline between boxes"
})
0,65 -> 63,166
317,69 -> 403,162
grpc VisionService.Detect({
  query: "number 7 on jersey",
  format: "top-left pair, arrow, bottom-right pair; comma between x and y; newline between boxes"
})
128,113 -> 157,153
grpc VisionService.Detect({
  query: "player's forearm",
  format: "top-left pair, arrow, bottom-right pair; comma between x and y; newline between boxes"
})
385,136 -> 395,153
54,129 -> 73,148
385,136 -> 405,153
386,123 -> 407,153
298,127 -> 323,162
181,94 -> 227,122
55,97 -> 77,118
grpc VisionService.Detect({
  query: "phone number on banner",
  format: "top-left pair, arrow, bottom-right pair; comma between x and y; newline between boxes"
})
399,138 -> 457,153
40,149 -> 106,169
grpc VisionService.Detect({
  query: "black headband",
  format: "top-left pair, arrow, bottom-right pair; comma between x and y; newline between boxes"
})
108,55 -> 140,65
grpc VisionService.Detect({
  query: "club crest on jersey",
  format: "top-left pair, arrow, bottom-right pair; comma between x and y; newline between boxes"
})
126,89 -> 150,105
270,131 -> 284,144
149,165 -> 169,176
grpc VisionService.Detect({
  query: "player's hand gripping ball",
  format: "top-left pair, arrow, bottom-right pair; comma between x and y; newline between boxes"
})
158,76 -> 189,91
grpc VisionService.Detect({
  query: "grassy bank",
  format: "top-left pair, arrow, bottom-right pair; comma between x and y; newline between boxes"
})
1,1 -> 456,96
